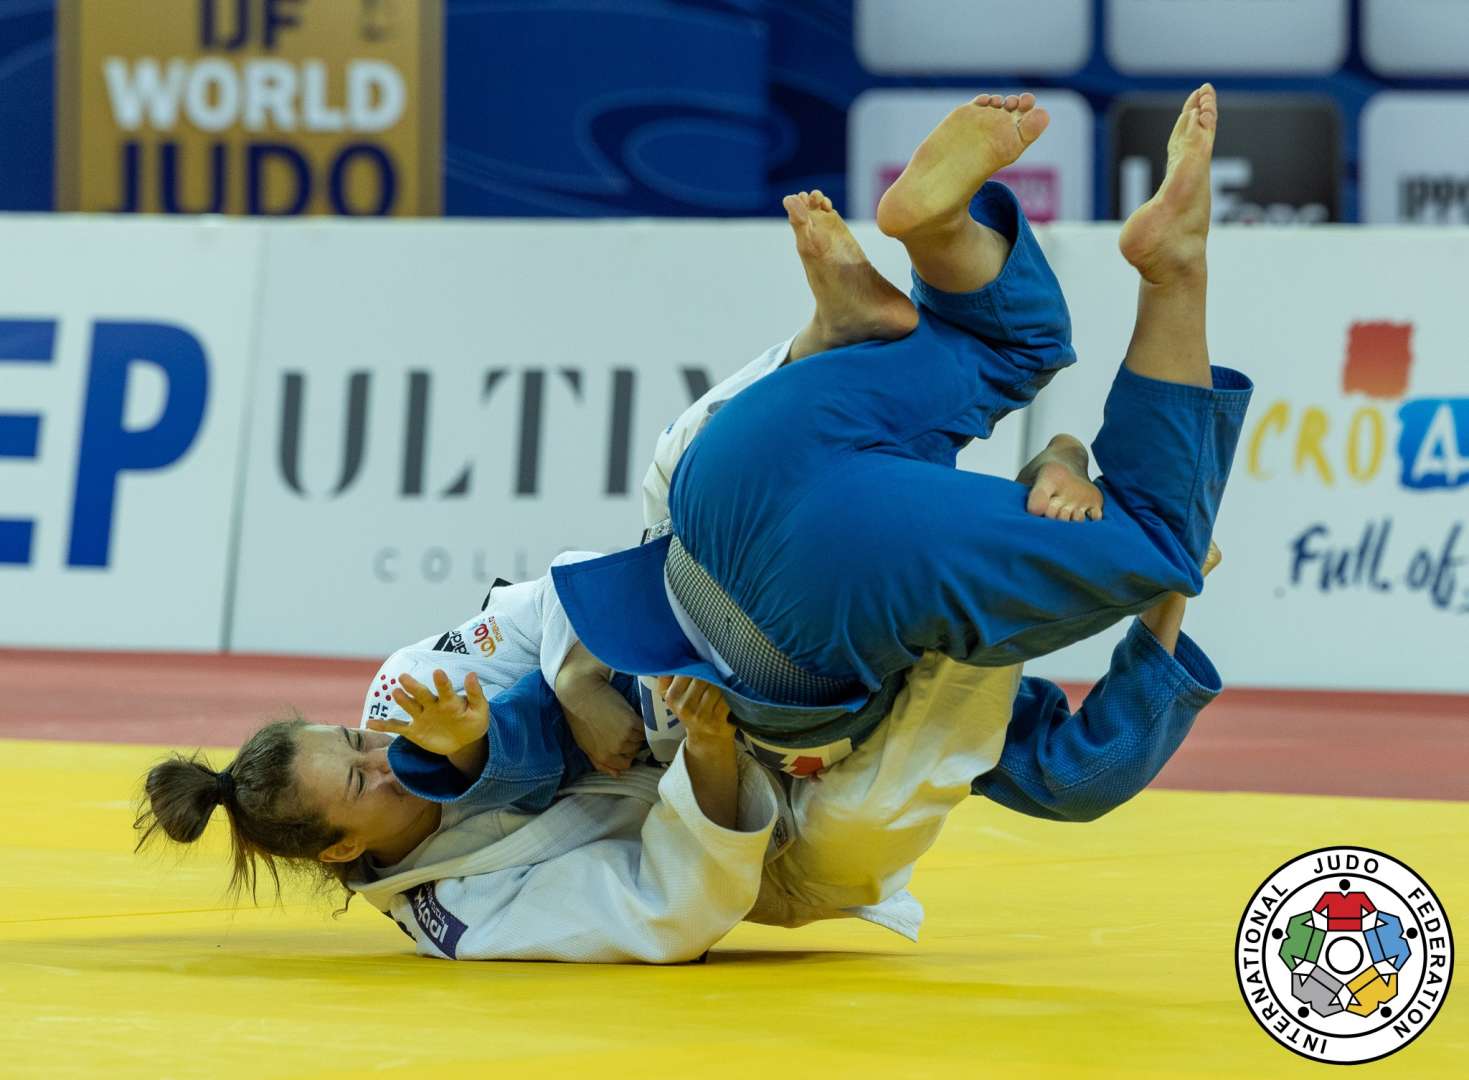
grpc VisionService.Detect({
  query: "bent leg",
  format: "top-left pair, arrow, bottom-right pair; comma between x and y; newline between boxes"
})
878,92 -> 1049,293
756,444 -> 1241,684
750,653 -> 1020,920
782,189 -> 919,363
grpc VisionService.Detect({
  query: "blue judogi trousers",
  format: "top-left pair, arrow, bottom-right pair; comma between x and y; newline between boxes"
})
671,183 -> 1253,703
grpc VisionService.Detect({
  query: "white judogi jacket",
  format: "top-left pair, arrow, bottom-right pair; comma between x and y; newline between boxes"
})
359,551 -> 596,731
350,748 -> 787,963
349,647 -> 1013,962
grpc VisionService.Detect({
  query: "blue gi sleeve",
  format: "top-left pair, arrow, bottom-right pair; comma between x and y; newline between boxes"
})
387,670 -> 593,814
970,619 -> 1222,822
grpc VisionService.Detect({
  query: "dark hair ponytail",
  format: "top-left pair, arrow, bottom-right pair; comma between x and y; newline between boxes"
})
138,753 -> 229,844
134,719 -> 353,905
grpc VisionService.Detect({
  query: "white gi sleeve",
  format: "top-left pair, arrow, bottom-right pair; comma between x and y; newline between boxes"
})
393,749 -> 780,963
535,550 -> 603,686
640,337 -> 793,526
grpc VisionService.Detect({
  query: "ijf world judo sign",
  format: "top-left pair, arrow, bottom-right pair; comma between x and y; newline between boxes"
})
55,0 -> 441,216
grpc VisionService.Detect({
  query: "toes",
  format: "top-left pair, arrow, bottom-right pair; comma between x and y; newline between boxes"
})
1003,95 -> 1020,111
782,194 -> 810,225
1027,483 -> 1059,516
1017,92 -> 1036,112
974,93 -> 991,107
1016,106 -> 1050,145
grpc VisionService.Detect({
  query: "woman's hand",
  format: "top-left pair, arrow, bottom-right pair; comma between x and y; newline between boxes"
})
563,702 -> 645,777
367,669 -> 490,757
554,642 -> 646,776
657,676 -> 734,745
657,675 -> 737,828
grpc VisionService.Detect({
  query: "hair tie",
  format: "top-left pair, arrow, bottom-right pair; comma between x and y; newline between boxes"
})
215,769 -> 236,805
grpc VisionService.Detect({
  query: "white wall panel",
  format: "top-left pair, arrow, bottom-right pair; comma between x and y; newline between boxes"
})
1023,224 -> 1469,692
0,217 -> 261,649
230,219 -> 1027,656
856,0 -> 1092,75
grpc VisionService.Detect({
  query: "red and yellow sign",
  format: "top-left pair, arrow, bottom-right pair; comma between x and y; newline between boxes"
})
57,0 -> 441,215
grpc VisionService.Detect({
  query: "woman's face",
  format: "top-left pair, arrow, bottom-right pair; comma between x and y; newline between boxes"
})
291,724 -> 436,862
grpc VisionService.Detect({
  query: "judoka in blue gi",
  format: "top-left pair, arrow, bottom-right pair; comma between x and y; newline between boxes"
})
549,86 -> 1251,822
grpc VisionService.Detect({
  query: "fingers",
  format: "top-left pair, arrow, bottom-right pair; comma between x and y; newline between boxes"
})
365,716 -> 411,733
619,724 -> 644,756
658,676 -> 734,739
393,675 -> 431,711
663,674 -> 696,716
707,689 -> 730,726
462,671 -> 488,713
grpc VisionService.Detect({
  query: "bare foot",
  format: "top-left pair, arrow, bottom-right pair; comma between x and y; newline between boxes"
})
1118,84 -> 1217,284
784,190 -> 918,360
1018,433 -> 1104,522
876,92 -> 1050,239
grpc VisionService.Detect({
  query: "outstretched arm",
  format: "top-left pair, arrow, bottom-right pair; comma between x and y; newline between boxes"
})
972,589 -> 1219,823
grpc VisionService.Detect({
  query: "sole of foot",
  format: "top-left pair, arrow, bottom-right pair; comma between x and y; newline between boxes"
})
876,92 -> 1050,239
1022,434 -> 1104,522
784,189 -> 918,348
1118,84 -> 1217,285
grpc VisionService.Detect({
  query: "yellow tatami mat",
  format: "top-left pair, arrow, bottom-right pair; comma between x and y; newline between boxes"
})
3,738 -> 1463,1079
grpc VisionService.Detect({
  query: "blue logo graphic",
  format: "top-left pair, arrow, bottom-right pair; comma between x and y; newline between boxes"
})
0,317 -> 209,567
1397,399 -> 1469,491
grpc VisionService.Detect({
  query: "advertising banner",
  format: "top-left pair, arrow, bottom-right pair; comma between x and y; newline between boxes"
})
1022,226 -> 1469,692
850,89 -> 1094,223
1106,0 -> 1348,75
855,0 -> 1092,75
231,220 -> 1028,656
1112,95 -> 1341,224
1363,0 -> 1469,78
0,218 -> 262,649
1361,93 -> 1469,225
55,0 -> 441,216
